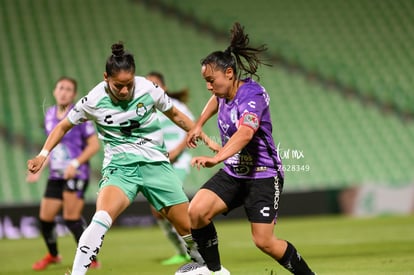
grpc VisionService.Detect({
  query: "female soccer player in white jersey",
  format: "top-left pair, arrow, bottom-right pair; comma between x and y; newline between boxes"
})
179,23 -> 317,275
27,42 -> 219,275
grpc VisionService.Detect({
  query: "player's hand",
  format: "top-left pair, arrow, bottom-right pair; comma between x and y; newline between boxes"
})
191,156 -> 219,170
26,171 -> 41,183
27,156 -> 47,174
187,125 -> 203,148
63,164 -> 77,180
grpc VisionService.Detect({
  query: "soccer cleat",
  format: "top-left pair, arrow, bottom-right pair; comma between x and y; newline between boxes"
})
175,262 -> 210,275
32,253 -> 62,270
211,266 -> 230,275
175,262 -> 230,275
161,254 -> 191,265
90,259 -> 101,269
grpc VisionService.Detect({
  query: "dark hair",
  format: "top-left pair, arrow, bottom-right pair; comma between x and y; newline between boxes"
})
147,71 -> 166,87
147,71 -> 190,103
56,76 -> 77,92
105,42 -> 136,77
201,22 -> 268,80
167,89 -> 189,103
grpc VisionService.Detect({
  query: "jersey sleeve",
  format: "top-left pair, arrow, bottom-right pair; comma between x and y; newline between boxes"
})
237,89 -> 269,132
67,96 -> 91,125
151,85 -> 174,113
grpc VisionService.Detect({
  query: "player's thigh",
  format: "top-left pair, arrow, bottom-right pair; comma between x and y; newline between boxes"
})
189,189 -> 228,220
95,164 -> 141,220
99,165 -> 142,201
96,185 -> 130,221
140,162 -> 188,211
62,179 -> 89,219
62,191 -> 85,219
40,179 -> 65,220
189,169 -> 237,222
39,198 -> 62,221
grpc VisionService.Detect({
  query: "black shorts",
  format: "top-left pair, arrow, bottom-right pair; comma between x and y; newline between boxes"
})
44,179 -> 90,200
201,169 -> 284,223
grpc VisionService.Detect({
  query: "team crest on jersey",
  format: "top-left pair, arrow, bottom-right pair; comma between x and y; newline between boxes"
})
136,103 -> 147,116
219,119 -> 229,133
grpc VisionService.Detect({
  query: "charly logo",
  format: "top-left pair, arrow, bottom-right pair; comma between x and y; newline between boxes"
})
260,206 -> 270,217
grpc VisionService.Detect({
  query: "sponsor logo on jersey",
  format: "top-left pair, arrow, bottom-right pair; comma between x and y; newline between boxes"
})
232,165 -> 250,175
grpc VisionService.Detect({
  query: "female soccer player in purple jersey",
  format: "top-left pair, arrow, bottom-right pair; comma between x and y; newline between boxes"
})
26,77 -> 101,271
181,23 -> 316,275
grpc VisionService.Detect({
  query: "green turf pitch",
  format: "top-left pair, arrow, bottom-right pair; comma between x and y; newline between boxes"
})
1,214 -> 413,274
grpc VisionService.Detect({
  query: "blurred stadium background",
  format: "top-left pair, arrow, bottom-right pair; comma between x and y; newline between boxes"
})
1,0 -> 414,237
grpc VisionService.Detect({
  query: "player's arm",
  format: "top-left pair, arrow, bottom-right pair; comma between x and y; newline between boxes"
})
77,133 -> 100,165
27,118 -> 74,174
63,133 -> 100,179
187,95 -> 218,145
163,105 -> 195,132
192,125 -> 254,169
168,138 -> 187,163
196,95 -> 219,127
187,95 -> 219,149
163,105 -> 220,152
214,125 -> 254,163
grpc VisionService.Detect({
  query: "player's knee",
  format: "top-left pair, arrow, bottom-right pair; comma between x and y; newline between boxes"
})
188,203 -> 208,226
252,235 -> 272,252
187,202 -> 200,220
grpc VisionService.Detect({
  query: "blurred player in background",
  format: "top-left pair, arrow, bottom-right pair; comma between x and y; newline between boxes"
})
27,76 -> 100,271
146,71 -> 193,265
28,42 -> 220,275
181,22 -> 316,275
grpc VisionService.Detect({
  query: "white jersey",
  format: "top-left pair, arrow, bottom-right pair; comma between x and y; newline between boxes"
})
158,98 -> 194,171
67,76 -> 173,168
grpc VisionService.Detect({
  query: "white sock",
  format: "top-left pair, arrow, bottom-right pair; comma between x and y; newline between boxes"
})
70,210 -> 112,275
157,219 -> 187,255
182,234 -> 205,265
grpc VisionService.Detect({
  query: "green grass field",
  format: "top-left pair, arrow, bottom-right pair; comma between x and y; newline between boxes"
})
1,214 -> 413,275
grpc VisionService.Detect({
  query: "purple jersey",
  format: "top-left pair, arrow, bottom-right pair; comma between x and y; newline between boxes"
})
217,78 -> 283,179
45,105 -> 96,180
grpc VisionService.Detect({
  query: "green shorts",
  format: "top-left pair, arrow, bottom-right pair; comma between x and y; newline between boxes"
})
99,161 -> 188,211
174,167 -> 188,183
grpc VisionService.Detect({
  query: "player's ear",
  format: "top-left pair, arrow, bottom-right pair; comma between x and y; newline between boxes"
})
104,72 -> 108,82
225,67 -> 234,80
